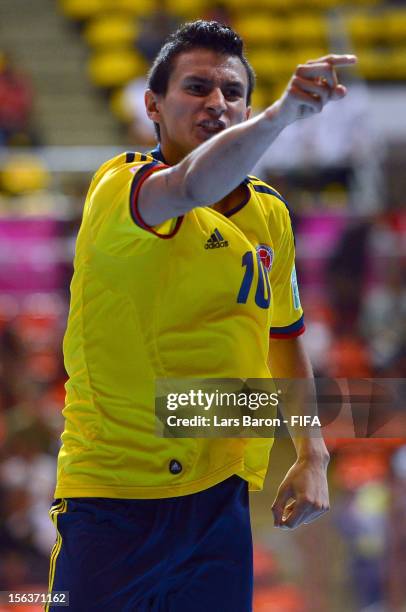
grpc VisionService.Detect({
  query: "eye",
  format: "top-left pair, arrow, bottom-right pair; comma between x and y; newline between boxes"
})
187,83 -> 205,95
224,88 -> 242,101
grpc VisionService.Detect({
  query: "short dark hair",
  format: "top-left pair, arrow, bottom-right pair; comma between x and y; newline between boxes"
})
147,20 -> 255,140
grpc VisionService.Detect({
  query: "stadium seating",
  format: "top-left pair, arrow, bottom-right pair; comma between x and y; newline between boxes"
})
109,87 -> 129,123
57,0 -> 406,132
248,50 -> 297,82
84,14 -> 139,49
59,0 -> 106,22
346,12 -> 383,46
164,0 -> 208,19
107,0 -> 156,16
60,0 -> 156,20
288,14 -> 328,46
384,8 -> 406,42
1,154 -> 50,195
233,16 -> 288,45
88,49 -> 147,88
356,49 -> 387,80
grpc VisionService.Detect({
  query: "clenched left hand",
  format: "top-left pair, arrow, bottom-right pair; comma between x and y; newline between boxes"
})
272,455 -> 330,529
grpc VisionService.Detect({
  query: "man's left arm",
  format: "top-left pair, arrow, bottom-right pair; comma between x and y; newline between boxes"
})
268,336 -> 330,529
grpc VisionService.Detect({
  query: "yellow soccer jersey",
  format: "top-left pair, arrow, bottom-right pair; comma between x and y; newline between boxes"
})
55,147 -> 304,499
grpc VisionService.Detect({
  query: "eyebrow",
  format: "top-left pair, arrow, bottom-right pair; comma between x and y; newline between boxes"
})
183,75 -> 245,90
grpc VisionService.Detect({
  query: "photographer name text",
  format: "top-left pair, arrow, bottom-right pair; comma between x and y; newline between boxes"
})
166,415 -> 321,428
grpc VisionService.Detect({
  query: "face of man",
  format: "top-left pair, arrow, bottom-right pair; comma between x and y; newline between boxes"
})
145,48 -> 251,165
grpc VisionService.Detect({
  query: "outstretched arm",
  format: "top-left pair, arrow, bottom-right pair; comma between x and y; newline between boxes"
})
268,336 -> 330,529
138,54 -> 357,225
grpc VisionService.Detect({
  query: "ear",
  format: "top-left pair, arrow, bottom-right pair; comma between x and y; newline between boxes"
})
245,106 -> 252,121
145,89 -> 161,123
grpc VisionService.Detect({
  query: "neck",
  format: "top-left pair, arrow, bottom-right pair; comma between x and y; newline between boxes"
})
213,184 -> 248,215
153,143 -> 247,215
158,142 -> 187,166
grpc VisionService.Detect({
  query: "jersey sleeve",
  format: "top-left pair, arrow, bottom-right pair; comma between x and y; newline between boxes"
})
269,206 -> 305,339
87,154 -> 183,256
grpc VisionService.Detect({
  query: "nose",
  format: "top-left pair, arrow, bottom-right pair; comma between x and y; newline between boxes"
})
205,87 -> 227,116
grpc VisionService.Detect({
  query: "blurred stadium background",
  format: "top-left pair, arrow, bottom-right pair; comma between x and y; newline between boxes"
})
0,0 -> 405,610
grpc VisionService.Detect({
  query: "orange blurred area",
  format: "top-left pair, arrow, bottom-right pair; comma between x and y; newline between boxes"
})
254,585 -> 306,612
0,607 -> 43,612
333,445 -> 393,489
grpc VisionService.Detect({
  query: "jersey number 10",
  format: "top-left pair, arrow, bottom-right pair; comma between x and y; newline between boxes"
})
237,251 -> 271,309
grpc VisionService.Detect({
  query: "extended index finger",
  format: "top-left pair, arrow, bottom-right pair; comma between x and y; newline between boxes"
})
297,62 -> 337,87
306,54 -> 357,67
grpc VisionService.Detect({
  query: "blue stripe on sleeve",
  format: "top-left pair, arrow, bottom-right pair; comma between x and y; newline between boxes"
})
270,314 -> 305,336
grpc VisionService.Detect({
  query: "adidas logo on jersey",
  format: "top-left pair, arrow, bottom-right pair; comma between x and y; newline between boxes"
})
205,228 -> 229,249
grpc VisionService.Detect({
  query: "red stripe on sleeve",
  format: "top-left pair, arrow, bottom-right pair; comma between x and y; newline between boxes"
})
130,164 -> 183,239
269,325 -> 306,339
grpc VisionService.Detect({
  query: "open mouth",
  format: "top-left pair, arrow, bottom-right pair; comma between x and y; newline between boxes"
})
197,120 -> 226,135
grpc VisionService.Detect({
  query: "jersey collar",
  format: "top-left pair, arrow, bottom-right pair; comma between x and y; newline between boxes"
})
148,144 -> 167,164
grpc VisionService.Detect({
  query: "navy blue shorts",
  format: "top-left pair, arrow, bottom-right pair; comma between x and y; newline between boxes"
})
47,476 -> 253,611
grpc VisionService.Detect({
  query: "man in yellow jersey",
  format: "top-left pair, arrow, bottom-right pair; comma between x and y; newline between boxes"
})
47,21 -> 356,611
